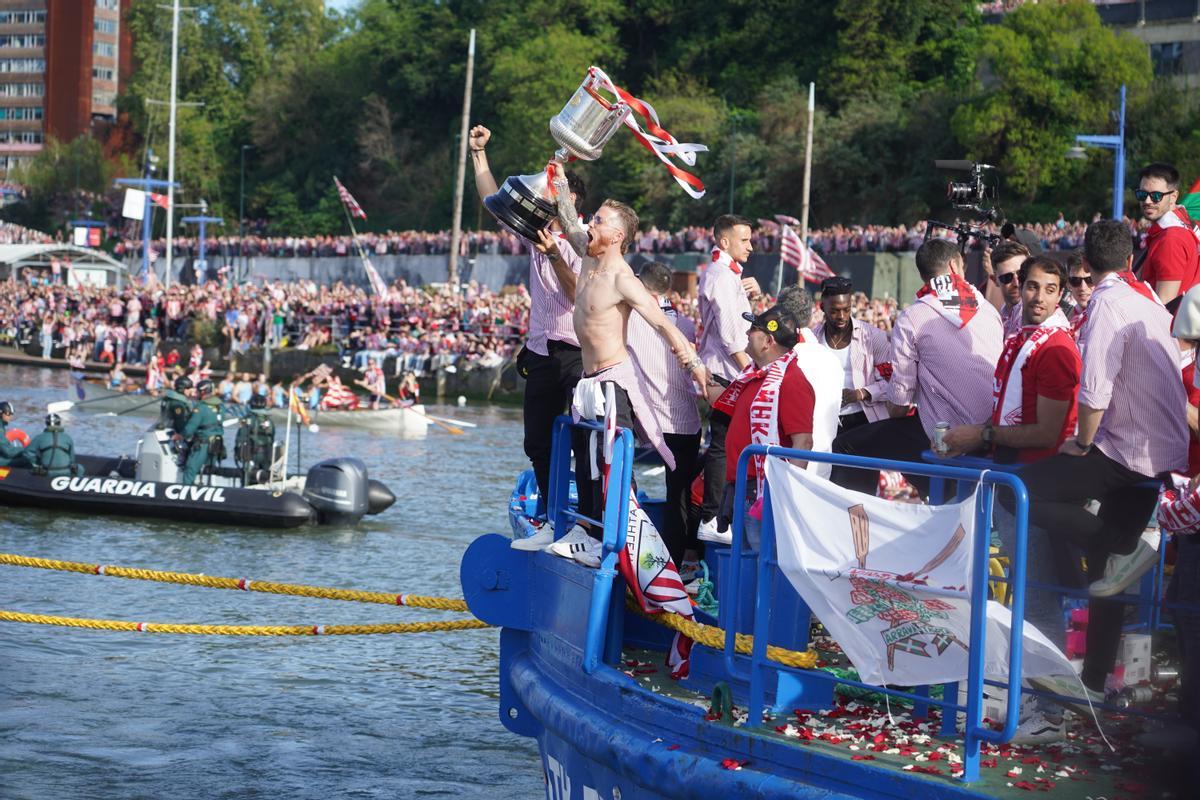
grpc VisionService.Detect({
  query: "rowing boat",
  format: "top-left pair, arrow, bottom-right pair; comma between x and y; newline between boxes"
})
67,381 -> 432,435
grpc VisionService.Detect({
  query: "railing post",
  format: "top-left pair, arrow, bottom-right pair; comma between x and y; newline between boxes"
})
748,481 -> 775,728
582,428 -> 633,674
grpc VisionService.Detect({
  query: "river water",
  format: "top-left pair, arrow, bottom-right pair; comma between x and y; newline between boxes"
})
0,364 -> 545,799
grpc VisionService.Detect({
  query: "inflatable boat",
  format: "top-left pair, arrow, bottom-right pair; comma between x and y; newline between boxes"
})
0,431 -> 395,529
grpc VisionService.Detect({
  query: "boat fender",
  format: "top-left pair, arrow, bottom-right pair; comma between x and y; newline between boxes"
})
6,428 -> 29,447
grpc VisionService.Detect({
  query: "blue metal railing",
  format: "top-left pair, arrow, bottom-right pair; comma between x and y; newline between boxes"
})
548,414 -> 634,675
726,446 -> 1030,784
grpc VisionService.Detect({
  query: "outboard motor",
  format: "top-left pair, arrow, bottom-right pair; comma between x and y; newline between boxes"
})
367,479 -> 396,515
303,457 -> 371,524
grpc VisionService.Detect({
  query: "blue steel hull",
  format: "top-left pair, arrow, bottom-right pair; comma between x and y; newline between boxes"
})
462,534 -> 994,800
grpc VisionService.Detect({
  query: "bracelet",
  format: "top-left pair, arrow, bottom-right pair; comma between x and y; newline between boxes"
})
1075,438 -> 1092,453
687,357 -> 702,372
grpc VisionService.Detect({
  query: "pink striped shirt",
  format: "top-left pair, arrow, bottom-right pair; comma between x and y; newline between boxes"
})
697,257 -> 751,382
1078,272 -> 1188,477
525,236 -> 581,356
812,318 -> 893,422
1001,301 -> 1022,339
627,304 -> 701,435
888,288 -> 1004,439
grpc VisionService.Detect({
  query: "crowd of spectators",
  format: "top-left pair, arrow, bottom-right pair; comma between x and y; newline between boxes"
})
118,213 -> 1132,263
0,275 -> 529,378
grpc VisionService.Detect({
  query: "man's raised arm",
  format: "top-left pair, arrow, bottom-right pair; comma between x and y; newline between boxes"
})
551,171 -> 590,259
469,125 -> 500,201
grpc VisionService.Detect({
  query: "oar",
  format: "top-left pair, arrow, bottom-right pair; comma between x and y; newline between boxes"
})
380,393 -> 462,434
424,414 -> 477,429
48,392 -> 143,414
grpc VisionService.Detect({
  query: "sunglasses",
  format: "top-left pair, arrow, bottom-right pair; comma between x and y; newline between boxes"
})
1068,276 -> 1094,288
996,272 -> 1019,286
1135,189 -> 1176,203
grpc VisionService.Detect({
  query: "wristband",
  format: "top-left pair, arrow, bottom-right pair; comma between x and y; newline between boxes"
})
1075,438 -> 1092,453
687,357 -> 702,372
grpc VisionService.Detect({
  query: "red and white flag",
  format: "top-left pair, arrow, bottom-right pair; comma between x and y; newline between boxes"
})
780,223 -> 835,284
334,176 -> 367,220
363,256 -> 388,299
149,192 -> 170,210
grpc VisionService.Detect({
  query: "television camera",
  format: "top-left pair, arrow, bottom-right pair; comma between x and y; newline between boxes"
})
924,160 -> 1004,252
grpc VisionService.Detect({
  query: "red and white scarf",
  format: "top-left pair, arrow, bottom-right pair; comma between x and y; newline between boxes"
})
1149,205 -> 1200,246
748,350 -> 798,507
991,309 -> 1072,428
915,273 -> 980,328
705,247 -> 743,276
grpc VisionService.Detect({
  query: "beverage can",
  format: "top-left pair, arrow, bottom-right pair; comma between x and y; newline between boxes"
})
934,421 -> 950,455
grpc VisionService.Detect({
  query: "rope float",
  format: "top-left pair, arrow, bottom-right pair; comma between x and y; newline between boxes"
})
629,600 -> 820,670
0,553 -> 469,611
0,610 -> 489,636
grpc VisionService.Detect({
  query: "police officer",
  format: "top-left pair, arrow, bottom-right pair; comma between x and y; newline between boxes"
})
158,376 -> 194,434
22,413 -> 83,477
180,379 -> 224,484
0,401 -> 24,466
235,393 -> 276,484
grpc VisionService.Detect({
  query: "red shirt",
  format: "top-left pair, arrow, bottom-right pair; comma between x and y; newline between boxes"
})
724,361 -> 816,484
1183,360 -> 1200,477
1142,208 -> 1200,296
1005,335 -> 1081,464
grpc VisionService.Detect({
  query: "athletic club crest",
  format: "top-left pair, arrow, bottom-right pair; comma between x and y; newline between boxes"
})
842,503 -> 968,669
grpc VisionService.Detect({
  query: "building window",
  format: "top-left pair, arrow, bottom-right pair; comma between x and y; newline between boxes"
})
92,67 -> 115,81
0,35 -> 46,49
0,59 -> 45,74
0,83 -> 43,97
95,19 -> 118,35
1151,42 -> 1183,76
92,91 -> 116,108
0,11 -> 47,25
0,106 -> 43,121
0,130 -> 44,145
96,0 -> 119,8
93,42 -> 116,58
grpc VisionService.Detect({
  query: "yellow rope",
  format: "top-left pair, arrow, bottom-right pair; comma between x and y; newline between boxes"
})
629,602 -> 819,670
0,609 -> 491,636
0,553 -> 468,612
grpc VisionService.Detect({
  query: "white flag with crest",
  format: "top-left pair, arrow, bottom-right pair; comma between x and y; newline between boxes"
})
764,458 -> 1074,686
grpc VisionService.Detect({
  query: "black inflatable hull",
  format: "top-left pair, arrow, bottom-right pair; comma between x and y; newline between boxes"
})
0,456 -> 315,529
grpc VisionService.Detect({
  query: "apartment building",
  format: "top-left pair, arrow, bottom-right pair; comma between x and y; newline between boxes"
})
0,0 -> 132,176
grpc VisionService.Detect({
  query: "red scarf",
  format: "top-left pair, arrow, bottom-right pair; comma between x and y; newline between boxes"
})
712,363 -> 763,416
708,247 -> 743,276
915,273 -> 979,328
991,311 -> 1072,428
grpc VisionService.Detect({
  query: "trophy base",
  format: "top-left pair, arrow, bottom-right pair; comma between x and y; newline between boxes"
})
484,174 -> 556,242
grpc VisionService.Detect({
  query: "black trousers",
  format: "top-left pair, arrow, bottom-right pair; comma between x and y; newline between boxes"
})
700,410 -> 731,522
830,412 -> 931,497
837,410 -> 869,435
570,380 -> 635,538
662,431 -> 702,566
1000,449 -> 1159,691
519,340 -> 583,517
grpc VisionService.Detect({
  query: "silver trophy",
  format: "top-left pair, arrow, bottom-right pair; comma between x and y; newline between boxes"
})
484,71 -> 631,240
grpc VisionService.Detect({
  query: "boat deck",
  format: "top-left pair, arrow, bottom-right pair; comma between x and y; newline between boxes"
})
621,645 -> 1179,799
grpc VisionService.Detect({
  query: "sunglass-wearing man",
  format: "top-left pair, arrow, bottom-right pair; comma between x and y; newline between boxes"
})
1065,249 -> 1092,337
1136,162 -> 1200,308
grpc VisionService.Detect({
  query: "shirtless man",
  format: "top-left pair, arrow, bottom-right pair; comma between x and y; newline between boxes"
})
544,166 -> 709,565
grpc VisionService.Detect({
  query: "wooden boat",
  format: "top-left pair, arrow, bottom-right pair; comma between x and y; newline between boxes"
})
67,381 -> 432,435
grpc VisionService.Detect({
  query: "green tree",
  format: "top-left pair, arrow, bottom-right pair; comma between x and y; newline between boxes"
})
951,0 -> 1151,206
11,136 -> 128,232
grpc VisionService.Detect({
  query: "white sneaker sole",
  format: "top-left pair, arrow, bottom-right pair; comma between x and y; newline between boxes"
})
511,530 -> 554,551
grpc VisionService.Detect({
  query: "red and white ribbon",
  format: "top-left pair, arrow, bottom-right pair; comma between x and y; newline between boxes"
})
588,66 -> 708,200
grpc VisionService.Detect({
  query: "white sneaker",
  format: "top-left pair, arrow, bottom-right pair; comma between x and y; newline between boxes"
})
1088,538 -> 1158,597
697,517 -> 731,546
1028,674 -> 1105,718
511,522 -> 554,551
546,525 -> 594,559
572,535 -> 603,568
1011,711 -> 1065,745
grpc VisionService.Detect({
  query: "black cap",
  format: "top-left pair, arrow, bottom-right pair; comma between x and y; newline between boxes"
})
742,306 -> 799,349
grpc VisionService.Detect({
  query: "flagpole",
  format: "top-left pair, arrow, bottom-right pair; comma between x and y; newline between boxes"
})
164,0 -> 180,289
799,81 -> 815,250
448,29 -> 476,286
335,179 -> 376,294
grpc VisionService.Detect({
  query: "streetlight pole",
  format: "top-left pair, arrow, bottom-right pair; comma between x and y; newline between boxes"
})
1070,84 -> 1126,220
239,144 -> 253,280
